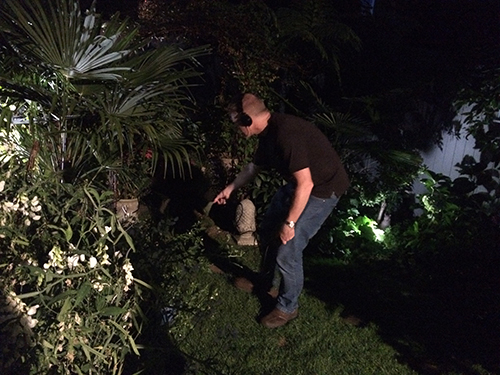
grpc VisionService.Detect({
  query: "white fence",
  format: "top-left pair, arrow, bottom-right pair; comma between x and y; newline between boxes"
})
413,109 -> 480,194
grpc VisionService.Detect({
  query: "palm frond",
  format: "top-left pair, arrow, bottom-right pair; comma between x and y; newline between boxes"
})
2,0 -> 134,81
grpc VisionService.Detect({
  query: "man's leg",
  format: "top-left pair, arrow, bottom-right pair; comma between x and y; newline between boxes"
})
262,193 -> 339,327
257,184 -> 293,290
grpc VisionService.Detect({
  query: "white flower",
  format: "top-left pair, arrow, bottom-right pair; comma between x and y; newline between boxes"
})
105,226 -> 111,233
101,253 -> 111,266
27,304 -> 39,316
89,256 -> 97,268
0,180 -> 5,192
32,215 -> 41,221
31,205 -> 42,212
26,257 -> 38,266
31,196 -> 39,206
24,218 -> 31,226
123,260 -> 134,291
67,254 -> 79,269
79,254 -> 85,262
123,261 -> 134,273
20,195 -> 29,204
27,318 -> 38,328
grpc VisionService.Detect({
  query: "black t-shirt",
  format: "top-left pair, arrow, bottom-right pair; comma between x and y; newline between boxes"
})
254,113 -> 349,198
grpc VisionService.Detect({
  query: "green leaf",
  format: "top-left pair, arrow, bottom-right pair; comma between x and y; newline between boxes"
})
57,298 -> 72,322
134,278 -> 153,290
128,334 -> 140,356
108,319 -> 129,336
65,223 -> 73,241
73,364 -> 84,375
78,341 -> 108,364
42,340 -> 55,349
48,289 -> 77,306
99,306 -> 126,316
17,290 -> 43,299
74,282 -> 92,306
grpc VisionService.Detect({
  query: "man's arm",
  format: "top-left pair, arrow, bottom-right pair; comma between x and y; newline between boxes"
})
280,167 -> 314,244
213,162 -> 260,204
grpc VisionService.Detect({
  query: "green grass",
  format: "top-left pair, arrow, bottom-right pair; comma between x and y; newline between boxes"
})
130,219 -> 499,375
165,247 -> 420,375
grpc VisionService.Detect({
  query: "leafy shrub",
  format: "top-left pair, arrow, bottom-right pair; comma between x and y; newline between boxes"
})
122,218 -> 221,374
308,193 -> 392,262
0,153 -> 144,375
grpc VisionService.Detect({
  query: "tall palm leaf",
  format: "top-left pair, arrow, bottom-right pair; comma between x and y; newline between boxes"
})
0,0 -> 209,192
2,0 -> 134,80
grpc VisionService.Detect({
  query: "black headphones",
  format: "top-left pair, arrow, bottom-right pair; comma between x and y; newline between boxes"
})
233,93 -> 253,127
237,112 -> 253,127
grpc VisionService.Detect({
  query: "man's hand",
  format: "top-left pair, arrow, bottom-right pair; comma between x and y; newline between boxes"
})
213,163 -> 260,205
280,224 -> 295,245
213,186 -> 233,205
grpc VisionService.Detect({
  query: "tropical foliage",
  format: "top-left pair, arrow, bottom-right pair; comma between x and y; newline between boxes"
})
0,0 -> 208,197
1,0 -> 499,374
0,0 -> 207,373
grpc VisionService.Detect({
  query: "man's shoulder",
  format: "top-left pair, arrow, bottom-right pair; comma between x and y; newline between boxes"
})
271,113 -> 314,133
271,112 -> 309,124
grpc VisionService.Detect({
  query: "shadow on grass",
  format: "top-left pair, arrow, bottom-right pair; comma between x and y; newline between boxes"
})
124,320 -> 187,375
202,201 -> 500,374
304,241 -> 500,375
202,233 -> 278,321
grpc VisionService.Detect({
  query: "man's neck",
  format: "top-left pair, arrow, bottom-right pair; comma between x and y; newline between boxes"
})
254,111 -> 271,135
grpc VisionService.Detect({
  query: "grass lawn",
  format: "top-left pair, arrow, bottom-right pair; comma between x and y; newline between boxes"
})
162,244 -> 420,375
132,217 -> 499,375
182,286 -> 417,374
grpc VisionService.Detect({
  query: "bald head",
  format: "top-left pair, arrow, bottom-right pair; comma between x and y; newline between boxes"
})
228,93 -> 271,137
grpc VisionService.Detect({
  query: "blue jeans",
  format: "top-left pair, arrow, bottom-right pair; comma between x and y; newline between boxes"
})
258,183 -> 339,314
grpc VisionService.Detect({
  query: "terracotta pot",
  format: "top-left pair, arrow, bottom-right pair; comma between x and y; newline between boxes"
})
115,198 -> 139,222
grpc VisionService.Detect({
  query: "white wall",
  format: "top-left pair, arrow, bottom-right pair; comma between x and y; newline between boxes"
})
413,108 -> 480,195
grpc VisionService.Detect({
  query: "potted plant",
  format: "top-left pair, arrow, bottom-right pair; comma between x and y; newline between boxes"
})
112,146 -> 155,221
0,0 -> 208,219
0,0 -> 208,372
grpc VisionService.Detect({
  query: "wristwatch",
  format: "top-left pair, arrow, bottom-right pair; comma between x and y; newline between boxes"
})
285,220 -> 295,229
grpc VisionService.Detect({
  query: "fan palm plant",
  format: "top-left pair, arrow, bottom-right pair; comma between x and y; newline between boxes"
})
0,0 -> 208,198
